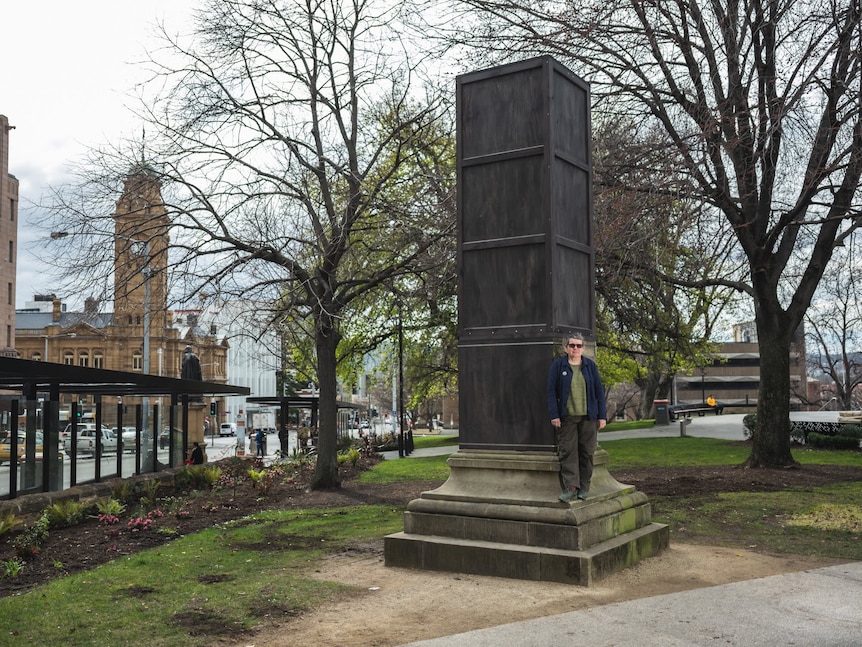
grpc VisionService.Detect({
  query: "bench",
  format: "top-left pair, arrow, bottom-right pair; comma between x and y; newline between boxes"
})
669,404 -> 722,421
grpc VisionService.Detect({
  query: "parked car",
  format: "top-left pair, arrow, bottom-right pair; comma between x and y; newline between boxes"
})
158,427 -> 173,449
219,422 -> 237,437
62,423 -> 114,441
63,426 -> 118,457
0,432 -> 43,464
119,427 -> 139,453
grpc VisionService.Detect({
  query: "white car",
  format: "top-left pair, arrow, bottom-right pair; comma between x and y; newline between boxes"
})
62,423 -> 114,442
219,423 -> 237,437
63,426 -> 119,457
119,427 -> 140,453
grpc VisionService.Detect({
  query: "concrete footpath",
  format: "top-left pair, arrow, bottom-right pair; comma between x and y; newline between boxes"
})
390,413 -> 862,647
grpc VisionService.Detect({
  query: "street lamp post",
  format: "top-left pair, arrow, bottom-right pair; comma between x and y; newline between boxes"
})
128,241 -> 153,454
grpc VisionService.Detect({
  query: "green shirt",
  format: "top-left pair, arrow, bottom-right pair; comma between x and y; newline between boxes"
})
566,362 -> 587,417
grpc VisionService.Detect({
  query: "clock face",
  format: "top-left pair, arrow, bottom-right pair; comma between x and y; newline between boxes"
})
130,241 -> 147,258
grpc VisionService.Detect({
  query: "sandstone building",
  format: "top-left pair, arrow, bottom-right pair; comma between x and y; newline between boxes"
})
0,115 -> 18,357
14,168 -> 228,428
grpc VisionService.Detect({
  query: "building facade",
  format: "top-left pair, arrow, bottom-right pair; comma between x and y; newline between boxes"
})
674,322 -> 808,410
0,115 -> 18,357
186,301 -> 279,431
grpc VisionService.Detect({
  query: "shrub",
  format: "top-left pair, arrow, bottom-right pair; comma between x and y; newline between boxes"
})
177,465 -> 222,490
44,500 -> 87,529
338,447 -> 361,466
336,434 -> 356,452
140,480 -> 162,511
219,456 -> 255,480
807,432 -> 860,450
789,421 -> 806,444
94,497 -> 126,517
837,424 -> 862,440
742,414 -> 756,440
0,510 -> 22,537
1,557 -> 25,578
744,415 -> 809,444
13,513 -> 50,559
247,465 -> 285,496
247,468 -> 264,487
111,480 -> 136,506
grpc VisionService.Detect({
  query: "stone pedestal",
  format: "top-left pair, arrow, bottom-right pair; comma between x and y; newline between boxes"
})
187,403 -> 206,445
384,447 -> 669,585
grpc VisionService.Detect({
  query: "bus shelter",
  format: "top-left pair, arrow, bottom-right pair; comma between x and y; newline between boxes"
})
0,356 -> 249,500
245,395 -> 363,454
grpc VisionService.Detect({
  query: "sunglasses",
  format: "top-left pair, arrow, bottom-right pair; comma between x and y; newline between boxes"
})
567,343 -> 584,349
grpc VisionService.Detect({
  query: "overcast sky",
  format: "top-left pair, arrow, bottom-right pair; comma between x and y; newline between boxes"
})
2,1 -> 194,309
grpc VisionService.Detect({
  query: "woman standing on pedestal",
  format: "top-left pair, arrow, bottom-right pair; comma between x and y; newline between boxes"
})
547,333 -> 607,503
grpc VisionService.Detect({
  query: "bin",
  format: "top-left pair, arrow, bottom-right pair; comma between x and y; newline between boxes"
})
654,399 -> 670,426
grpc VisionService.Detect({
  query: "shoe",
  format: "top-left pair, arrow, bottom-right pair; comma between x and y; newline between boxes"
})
558,489 -> 579,503
576,489 -> 589,500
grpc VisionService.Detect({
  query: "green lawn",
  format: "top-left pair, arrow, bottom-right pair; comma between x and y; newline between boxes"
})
1,434 -> 859,646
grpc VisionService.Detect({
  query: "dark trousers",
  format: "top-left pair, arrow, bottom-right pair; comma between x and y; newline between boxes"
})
556,416 -> 598,492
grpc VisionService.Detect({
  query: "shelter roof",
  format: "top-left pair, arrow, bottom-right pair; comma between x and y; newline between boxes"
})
246,396 -> 362,410
0,357 -> 249,397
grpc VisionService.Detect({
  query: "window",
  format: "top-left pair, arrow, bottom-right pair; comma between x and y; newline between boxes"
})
6,282 -> 11,305
63,351 -> 74,365
78,352 -> 89,367
7,241 -> 12,264
132,351 -> 142,371
93,352 -> 104,369
32,352 -> 42,361
10,198 -> 15,222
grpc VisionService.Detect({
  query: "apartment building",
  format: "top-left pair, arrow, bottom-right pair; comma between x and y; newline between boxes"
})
0,115 -> 18,356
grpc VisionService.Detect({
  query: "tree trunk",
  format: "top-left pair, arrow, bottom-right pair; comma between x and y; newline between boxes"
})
311,321 -> 342,490
744,311 -> 798,468
636,377 -> 660,420
636,373 -> 674,420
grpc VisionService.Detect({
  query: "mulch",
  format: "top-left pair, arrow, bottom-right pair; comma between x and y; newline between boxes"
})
0,456 -> 435,598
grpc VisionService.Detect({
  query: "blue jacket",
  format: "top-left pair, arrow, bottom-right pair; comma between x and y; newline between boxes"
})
547,355 -> 607,423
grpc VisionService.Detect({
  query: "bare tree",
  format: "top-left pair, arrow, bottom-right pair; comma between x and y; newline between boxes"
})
804,241 -> 862,410
593,118 -> 740,418
39,0 -> 455,488
434,0 -> 862,467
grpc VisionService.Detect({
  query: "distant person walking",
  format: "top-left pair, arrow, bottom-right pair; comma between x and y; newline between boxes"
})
547,333 -> 607,503
255,428 -> 265,457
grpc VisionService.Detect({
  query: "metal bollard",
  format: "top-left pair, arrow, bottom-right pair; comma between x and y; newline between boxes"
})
679,418 -> 691,437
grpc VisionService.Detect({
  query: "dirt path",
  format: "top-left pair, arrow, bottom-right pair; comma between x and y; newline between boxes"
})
237,542 -> 846,647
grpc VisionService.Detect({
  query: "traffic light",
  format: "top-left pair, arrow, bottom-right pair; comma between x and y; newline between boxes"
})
210,401 -> 217,416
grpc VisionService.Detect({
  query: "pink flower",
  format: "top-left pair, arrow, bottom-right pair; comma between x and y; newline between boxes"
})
127,517 -> 153,531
